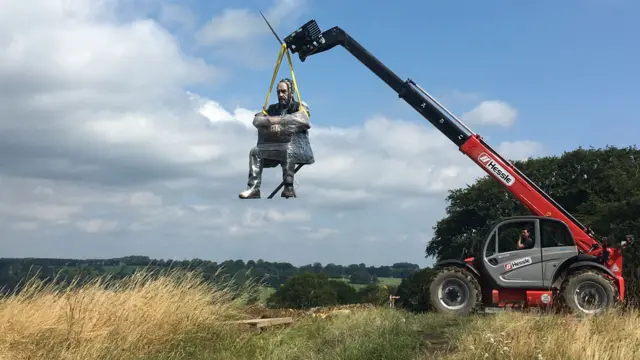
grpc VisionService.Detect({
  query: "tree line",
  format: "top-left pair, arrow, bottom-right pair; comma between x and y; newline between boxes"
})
265,272 -> 402,309
0,256 -> 420,294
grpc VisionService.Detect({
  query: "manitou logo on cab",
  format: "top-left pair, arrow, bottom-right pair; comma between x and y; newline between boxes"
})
504,257 -> 532,271
477,153 -> 514,187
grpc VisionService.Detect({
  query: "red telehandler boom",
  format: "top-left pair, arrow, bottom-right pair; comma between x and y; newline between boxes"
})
282,19 -> 634,315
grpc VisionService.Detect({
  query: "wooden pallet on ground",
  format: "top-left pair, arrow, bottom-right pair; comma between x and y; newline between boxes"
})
226,317 -> 294,332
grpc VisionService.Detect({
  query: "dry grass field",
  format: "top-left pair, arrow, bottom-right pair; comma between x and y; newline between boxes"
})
1,270 -> 639,360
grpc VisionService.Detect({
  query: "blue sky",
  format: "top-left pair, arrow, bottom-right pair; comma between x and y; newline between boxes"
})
0,0 -> 638,268
196,0 -> 638,152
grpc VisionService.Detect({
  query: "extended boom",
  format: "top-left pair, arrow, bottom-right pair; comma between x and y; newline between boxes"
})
283,20 -> 631,313
283,20 -> 615,261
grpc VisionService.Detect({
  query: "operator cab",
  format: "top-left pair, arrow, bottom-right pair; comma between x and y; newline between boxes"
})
474,216 -> 579,290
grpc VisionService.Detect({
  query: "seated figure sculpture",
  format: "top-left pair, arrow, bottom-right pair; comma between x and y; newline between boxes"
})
239,78 -> 315,199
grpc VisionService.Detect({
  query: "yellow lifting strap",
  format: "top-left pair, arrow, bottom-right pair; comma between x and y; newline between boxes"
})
261,43 -> 309,118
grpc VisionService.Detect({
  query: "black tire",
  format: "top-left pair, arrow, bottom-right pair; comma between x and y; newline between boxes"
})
428,266 -> 481,316
558,269 -> 618,315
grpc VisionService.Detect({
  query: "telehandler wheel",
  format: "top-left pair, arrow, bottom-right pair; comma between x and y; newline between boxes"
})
429,266 -> 481,316
559,269 -> 618,315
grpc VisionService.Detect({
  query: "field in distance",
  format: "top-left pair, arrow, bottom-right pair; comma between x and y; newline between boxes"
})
258,276 -> 402,303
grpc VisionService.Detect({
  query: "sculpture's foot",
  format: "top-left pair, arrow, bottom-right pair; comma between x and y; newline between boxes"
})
281,186 -> 296,199
239,188 -> 261,199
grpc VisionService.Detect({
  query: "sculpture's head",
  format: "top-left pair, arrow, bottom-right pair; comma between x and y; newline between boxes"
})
276,78 -> 294,106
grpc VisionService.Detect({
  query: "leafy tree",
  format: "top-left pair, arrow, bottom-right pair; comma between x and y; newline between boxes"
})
328,280 -> 359,304
323,263 -> 344,278
394,268 -> 437,312
350,270 -> 376,284
357,284 -> 389,306
266,272 -> 338,309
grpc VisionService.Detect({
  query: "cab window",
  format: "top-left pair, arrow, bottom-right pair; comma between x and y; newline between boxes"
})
497,220 -> 536,252
540,219 -> 575,248
485,231 -> 497,257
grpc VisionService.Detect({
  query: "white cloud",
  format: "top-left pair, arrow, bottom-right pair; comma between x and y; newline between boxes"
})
129,192 -> 163,208
461,100 -> 518,127
265,209 -> 312,222
0,0 -> 547,266
76,219 -> 119,233
197,0 -> 304,46
498,140 -> 547,161
194,0 -> 308,68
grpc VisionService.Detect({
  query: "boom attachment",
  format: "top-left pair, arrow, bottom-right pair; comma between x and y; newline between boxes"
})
285,20 -> 473,148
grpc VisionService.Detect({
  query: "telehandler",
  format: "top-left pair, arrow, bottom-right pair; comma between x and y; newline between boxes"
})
281,18 -> 634,315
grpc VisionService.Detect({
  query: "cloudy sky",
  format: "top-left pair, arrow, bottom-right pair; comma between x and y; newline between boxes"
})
0,0 -> 637,267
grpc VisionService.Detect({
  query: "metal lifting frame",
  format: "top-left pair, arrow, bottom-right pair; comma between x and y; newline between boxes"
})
267,163 -> 304,199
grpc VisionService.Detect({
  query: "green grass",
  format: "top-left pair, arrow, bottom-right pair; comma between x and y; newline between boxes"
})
149,307 -> 470,360
378,277 -> 402,286
334,276 -> 402,286
340,280 -> 368,289
147,306 -> 640,360
342,276 -> 402,289
259,286 -> 276,303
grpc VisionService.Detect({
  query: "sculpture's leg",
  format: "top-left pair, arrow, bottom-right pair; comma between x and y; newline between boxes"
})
280,160 -> 297,198
239,148 -> 263,199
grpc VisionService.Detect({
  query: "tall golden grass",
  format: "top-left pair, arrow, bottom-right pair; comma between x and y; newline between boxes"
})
447,309 -> 640,360
0,269 -> 251,360
3,269 -> 640,360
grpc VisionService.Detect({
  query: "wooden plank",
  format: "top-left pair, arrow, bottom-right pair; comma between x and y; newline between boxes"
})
239,317 -> 293,327
224,317 -> 293,329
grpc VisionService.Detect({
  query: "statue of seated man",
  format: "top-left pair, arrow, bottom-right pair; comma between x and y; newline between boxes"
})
239,78 -> 315,199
